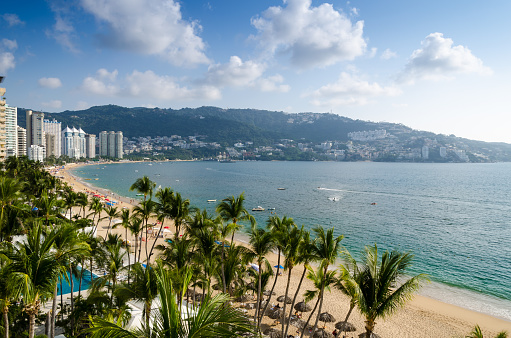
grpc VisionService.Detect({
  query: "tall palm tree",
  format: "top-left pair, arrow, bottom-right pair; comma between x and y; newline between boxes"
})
129,176 -> 156,202
119,209 -> 132,282
169,192 -> 190,239
0,269 -> 20,338
88,197 -> 104,236
149,187 -> 174,261
299,266 -> 337,338
308,226 -> 343,338
248,224 -> 275,330
343,244 -> 428,337
87,261 -> 256,338
105,205 -> 120,237
126,216 -> 144,264
62,189 -> 78,220
115,262 -> 158,330
76,191 -> 89,219
133,199 -> 156,264
1,221 -> 61,338
216,193 -> 255,246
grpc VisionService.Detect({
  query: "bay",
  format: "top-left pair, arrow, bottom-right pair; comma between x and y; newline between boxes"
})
70,161 -> 511,320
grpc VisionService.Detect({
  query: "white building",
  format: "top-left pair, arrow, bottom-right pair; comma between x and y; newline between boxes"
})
28,144 -> 45,162
85,134 -> 96,158
62,126 -> 90,159
422,146 -> 429,160
17,126 -> 26,156
44,118 -> 62,158
5,105 -> 17,157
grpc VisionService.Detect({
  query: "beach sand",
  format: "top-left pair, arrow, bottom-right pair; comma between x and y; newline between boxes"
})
58,162 -> 511,338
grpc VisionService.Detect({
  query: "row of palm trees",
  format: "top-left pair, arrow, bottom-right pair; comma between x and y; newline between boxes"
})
0,162 -> 444,338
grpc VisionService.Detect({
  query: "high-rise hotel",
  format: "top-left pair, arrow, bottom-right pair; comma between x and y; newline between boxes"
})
99,131 -> 123,159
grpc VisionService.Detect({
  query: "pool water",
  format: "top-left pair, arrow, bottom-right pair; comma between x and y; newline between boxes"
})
58,267 -> 98,296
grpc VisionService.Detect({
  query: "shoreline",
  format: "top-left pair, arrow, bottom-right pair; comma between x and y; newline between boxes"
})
58,162 -> 511,337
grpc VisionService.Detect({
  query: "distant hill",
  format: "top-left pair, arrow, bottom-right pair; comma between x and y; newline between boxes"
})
16,105 -> 511,161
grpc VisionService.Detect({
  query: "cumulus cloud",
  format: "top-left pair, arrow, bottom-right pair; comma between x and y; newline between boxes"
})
201,56 -> 289,92
307,71 -> 401,107
2,39 -> 17,51
2,14 -> 25,27
76,101 -> 89,110
80,0 -> 209,67
41,100 -> 63,109
80,68 -> 220,101
398,32 -> 492,83
38,77 -> 62,89
250,0 -> 366,69
0,53 -> 15,73
381,48 -> 397,60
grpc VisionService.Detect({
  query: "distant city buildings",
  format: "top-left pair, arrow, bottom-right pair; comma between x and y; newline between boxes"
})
17,126 -> 26,157
0,86 -> 7,161
348,129 -> 387,141
99,131 -> 123,159
422,146 -> 429,160
44,118 -> 62,158
26,110 -> 45,154
5,105 -> 17,157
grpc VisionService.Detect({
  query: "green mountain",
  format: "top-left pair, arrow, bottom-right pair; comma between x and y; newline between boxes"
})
16,105 -> 511,162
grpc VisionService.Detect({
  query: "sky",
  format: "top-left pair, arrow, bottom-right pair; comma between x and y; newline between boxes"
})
1,0 -> 511,143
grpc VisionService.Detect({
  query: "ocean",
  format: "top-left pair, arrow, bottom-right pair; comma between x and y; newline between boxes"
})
70,161 -> 511,321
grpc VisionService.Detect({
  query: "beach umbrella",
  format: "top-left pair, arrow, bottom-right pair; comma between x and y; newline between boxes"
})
268,308 -> 285,320
358,333 -> 380,338
277,295 -> 292,304
236,294 -> 251,302
263,290 -> 276,296
163,229 -> 171,233
263,328 -> 282,338
249,263 -> 259,272
335,321 -> 356,332
318,312 -> 336,323
112,219 -> 123,225
313,328 -> 333,338
289,317 -> 307,329
294,301 -> 312,313
274,264 -> 284,269
164,226 -> 170,229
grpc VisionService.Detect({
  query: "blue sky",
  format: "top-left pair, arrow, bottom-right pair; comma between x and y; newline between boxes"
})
1,0 -> 510,143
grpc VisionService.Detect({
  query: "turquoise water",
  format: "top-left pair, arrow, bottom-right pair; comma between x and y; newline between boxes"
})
58,268 -> 97,296
70,161 -> 511,320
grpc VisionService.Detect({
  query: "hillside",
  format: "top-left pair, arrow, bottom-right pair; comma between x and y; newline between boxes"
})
16,105 -> 511,162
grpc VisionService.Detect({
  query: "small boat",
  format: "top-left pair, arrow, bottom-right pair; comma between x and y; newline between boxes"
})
371,202 -> 377,205
268,207 -> 276,211
252,206 -> 265,211
94,178 -> 99,180
277,188 -> 286,190
84,178 -> 91,181
136,193 -> 144,196
207,199 -> 217,203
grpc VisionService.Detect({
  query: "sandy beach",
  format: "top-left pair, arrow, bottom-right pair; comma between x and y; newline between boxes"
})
58,162 -> 511,338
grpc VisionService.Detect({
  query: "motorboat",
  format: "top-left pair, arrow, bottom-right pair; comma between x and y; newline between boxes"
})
252,206 -> 265,211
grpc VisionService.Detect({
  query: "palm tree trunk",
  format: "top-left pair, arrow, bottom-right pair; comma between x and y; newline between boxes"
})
220,239 -> 227,294
126,228 -> 131,285
309,267 -> 328,338
3,307 -> 9,338
365,319 -> 375,338
69,267 -> 75,335
344,303 -> 354,323
258,250 -> 281,326
60,280 -> 64,321
138,236 -> 142,263
51,284 -> 57,338
148,220 -> 164,261
78,260 -> 83,299
281,266 -> 293,336
284,265 -> 307,338
300,295 -> 321,338
144,220 -> 149,263
28,313 -> 36,338
145,301 -> 151,331
254,261 -> 263,328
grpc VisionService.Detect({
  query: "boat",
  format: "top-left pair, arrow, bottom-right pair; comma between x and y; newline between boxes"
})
277,188 -> 286,190
207,199 -> 217,203
94,178 -> 99,180
252,206 -> 265,211
136,193 -> 144,196
84,178 -> 91,181
220,159 -> 236,163
268,207 -> 276,211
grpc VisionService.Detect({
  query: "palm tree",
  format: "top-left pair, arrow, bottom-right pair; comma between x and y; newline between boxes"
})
119,209 -> 132,282
126,216 -> 144,264
466,325 -> 508,338
1,221 -> 61,338
104,205 -> 120,237
35,191 -> 64,227
62,189 -> 78,220
100,237 -> 127,307
87,261 -> 255,338
0,269 -> 20,338
343,244 -> 428,337
129,176 -> 156,202
169,192 -> 190,239
336,252 -> 361,334
76,191 -> 89,219
216,193 -> 255,246
248,224 -> 275,329
308,226 -> 343,337
115,262 -> 158,330
88,197 -> 104,236
300,266 -> 337,338
133,199 -> 156,264
149,187 -> 174,261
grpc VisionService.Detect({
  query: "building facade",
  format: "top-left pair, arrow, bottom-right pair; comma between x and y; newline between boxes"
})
85,134 -> 96,158
26,110 -> 45,154
44,118 -> 62,158
0,87 -> 6,161
17,126 -> 26,156
5,105 -> 17,157
28,144 -> 45,162
99,131 -> 123,158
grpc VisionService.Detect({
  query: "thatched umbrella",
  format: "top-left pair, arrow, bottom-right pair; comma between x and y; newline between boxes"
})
268,308 -> 285,320
313,328 -> 333,338
289,317 -> 307,329
358,333 -> 381,338
277,295 -> 292,304
294,301 -> 312,313
263,290 -> 276,296
236,294 -> 251,302
335,321 -> 356,332
318,312 -> 336,323
263,328 -> 282,338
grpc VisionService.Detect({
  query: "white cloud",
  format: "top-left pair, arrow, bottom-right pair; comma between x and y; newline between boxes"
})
0,53 -> 15,73
250,0 -> 366,69
38,77 -> 62,89
46,2 -> 80,53
399,32 -> 492,84
307,71 -> 401,107
2,39 -> 17,51
255,74 -> 290,93
381,48 -> 397,60
80,0 -> 209,67
80,68 -> 220,101
368,47 -> 377,58
2,14 -> 25,27
41,100 -> 62,109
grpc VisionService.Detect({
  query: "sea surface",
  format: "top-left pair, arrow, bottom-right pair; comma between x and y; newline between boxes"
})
70,161 -> 511,320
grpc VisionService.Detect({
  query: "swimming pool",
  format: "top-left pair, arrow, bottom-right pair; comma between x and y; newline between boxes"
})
58,267 -> 98,296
